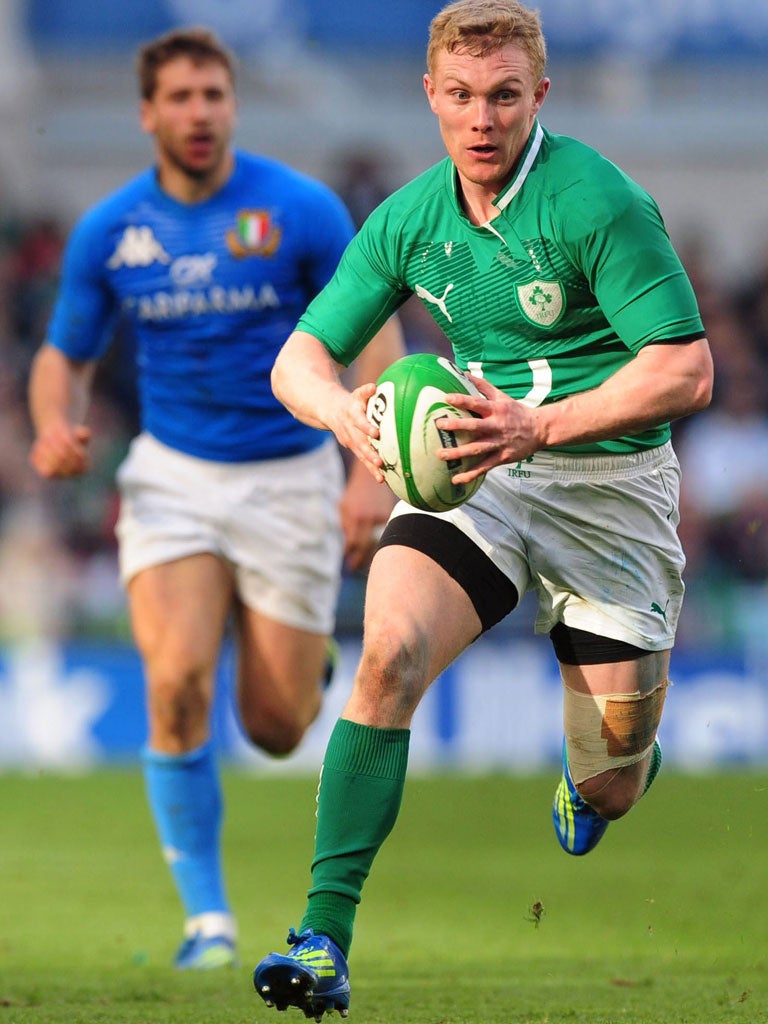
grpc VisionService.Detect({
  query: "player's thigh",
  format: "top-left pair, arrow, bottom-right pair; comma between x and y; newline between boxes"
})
346,544 -> 482,726
235,606 -> 328,715
559,647 -> 671,697
127,553 -> 234,676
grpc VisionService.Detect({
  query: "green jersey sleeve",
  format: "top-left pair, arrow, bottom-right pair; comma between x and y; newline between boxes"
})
296,202 -> 411,367
554,159 -> 704,352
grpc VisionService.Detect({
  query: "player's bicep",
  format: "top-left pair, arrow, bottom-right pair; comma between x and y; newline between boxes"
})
577,198 -> 703,351
299,238 -> 408,366
48,219 -> 119,360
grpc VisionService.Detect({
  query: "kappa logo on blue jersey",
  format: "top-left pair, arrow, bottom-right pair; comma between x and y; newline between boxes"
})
226,210 -> 282,258
107,226 -> 171,269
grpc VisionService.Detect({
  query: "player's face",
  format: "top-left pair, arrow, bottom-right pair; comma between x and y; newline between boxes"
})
424,43 -> 549,203
140,56 -> 236,190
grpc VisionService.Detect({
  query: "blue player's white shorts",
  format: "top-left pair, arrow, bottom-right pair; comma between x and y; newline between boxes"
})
115,433 -> 345,634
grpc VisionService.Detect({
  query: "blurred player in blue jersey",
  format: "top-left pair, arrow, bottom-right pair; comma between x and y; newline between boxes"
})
28,27 -> 404,970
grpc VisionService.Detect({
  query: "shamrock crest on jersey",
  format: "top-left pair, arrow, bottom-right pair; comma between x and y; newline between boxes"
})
515,279 -> 565,328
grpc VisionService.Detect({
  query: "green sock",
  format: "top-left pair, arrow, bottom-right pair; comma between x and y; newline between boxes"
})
299,718 -> 410,957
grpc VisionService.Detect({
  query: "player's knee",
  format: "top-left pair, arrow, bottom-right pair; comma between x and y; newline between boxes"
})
354,620 -> 431,725
246,721 -> 303,757
147,662 -> 212,742
576,761 -> 646,820
240,696 -> 320,756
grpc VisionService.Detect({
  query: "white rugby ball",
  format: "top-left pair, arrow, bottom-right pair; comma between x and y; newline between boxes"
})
365,353 -> 485,512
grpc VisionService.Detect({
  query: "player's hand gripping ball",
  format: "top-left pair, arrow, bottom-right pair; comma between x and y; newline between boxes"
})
365,353 -> 486,512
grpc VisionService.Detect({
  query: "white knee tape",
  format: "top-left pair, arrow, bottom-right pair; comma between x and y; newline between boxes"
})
563,681 -> 668,785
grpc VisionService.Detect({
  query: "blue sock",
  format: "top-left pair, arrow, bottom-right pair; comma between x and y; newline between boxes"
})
142,742 -> 230,918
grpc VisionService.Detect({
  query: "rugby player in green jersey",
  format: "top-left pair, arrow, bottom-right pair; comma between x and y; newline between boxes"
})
254,0 -> 713,1015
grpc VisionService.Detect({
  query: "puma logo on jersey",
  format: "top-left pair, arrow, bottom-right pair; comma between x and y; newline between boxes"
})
650,599 -> 670,624
416,282 -> 454,322
107,226 -> 171,269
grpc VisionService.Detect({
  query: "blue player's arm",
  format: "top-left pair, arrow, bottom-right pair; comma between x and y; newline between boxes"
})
28,344 -> 97,477
28,207 -> 118,478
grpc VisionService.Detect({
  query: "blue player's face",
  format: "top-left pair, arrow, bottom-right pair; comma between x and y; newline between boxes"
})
140,56 -> 237,195
424,43 -> 549,205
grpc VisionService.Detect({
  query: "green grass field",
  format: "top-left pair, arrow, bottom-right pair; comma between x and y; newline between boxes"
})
1,769 -> 767,1024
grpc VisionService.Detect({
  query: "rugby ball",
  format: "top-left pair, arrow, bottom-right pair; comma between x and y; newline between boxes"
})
365,353 -> 485,512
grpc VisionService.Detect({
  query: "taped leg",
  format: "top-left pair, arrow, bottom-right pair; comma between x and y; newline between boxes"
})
550,623 -> 670,855
563,681 -> 668,787
553,682 -> 667,855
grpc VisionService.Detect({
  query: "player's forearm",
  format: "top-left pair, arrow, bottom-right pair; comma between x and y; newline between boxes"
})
271,330 -> 350,431
535,339 -> 713,449
28,344 -> 94,435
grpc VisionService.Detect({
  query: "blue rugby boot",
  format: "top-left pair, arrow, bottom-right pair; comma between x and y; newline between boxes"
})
552,740 -> 609,856
552,739 -> 663,856
254,928 -> 350,1020
174,932 -> 237,969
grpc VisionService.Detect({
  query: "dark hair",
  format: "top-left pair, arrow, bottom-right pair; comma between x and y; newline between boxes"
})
136,26 -> 237,100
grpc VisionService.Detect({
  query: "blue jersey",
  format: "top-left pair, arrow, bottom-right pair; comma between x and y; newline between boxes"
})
47,151 -> 356,461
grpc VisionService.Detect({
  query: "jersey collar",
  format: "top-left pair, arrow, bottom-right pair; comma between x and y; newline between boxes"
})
447,120 -> 544,219
493,120 -> 544,212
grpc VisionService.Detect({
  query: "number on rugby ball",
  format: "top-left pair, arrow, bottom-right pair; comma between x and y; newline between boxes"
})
365,353 -> 485,512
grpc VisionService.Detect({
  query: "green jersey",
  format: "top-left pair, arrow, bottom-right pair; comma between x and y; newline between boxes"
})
298,122 -> 705,453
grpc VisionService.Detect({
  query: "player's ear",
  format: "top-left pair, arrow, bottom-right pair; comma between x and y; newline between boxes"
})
423,74 -> 438,113
139,99 -> 156,135
533,77 -> 550,112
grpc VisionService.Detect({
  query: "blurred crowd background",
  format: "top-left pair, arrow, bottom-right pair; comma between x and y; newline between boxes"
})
2,0 -> 768,665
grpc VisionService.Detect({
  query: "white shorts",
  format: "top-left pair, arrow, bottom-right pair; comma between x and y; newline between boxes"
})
390,442 -> 685,651
115,433 -> 345,634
